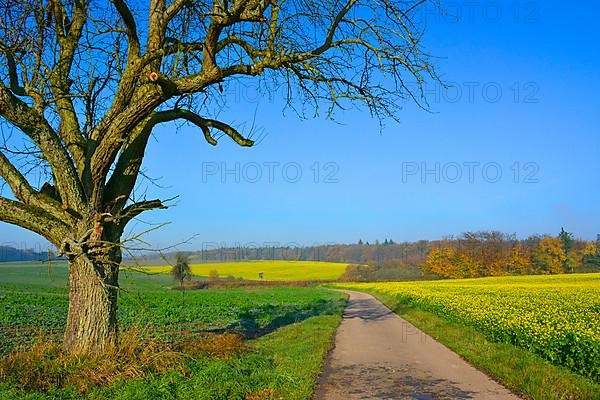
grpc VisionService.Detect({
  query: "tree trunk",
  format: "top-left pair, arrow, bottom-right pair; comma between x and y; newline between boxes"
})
63,252 -> 120,354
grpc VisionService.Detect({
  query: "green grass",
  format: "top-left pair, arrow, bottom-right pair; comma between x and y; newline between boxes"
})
0,314 -> 342,400
137,260 -> 349,281
0,262 -> 345,398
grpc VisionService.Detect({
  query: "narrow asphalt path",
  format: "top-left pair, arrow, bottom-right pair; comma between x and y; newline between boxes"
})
314,290 -> 520,400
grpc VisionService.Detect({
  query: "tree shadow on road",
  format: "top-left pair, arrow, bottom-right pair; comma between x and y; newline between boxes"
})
343,298 -> 396,321
315,364 -> 478,400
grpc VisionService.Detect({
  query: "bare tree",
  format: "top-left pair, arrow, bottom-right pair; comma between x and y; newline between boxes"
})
0,0 -> 438,353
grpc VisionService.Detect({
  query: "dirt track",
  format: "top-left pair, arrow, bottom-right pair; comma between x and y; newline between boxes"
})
313,290 -> 520,400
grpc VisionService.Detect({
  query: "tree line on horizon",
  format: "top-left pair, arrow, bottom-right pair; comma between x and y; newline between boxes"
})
147,229 -> 600,281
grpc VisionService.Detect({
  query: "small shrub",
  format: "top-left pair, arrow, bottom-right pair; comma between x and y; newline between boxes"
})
208,269 -> 220,281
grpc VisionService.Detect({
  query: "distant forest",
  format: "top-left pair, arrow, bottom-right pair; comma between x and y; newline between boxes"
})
131,229 -> 600,281
131,239 -> 437,266
0,245 -> 61,263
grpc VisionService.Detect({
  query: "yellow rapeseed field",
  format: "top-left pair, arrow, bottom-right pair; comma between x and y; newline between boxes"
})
136,260 -> 349,281
336,273 -> 600,381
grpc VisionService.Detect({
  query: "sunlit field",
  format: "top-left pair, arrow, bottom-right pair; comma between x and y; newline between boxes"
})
136,260 -> 349,281
0,262 -> 345,399
335,274 -> 600,382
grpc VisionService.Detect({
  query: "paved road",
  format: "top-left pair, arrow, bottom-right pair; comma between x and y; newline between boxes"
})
314,290 -> 520,400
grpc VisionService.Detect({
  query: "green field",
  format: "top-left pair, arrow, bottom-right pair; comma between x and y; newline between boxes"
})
0,262 -> 345,399
136,260 -> 349,281
335,274 -> 600,383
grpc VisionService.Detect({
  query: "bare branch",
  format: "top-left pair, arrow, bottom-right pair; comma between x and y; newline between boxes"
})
0,196 -> 68,245
147,0 -> 168,67
49,0 -> 88,169
103,108 -> 253,212
118,198 -> 168,229
0,45 -> 26,96
0,150 -> 74,223
167,108 -> 255,147
110,0 -> 142,60
0,83 -> 85,212
165,0 -> 189,20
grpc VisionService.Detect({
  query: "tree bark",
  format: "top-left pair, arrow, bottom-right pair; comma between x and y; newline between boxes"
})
63,251 -> 120,354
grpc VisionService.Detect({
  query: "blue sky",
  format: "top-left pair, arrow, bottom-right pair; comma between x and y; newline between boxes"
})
2,0 -> 599,251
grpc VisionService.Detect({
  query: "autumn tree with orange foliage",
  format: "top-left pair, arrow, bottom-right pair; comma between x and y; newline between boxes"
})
421,230 -> 599,279
507,243 -> 530,275
532,237 -> 567,274
422,245 -> 480,279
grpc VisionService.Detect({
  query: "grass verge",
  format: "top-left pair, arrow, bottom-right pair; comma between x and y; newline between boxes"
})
0,314 -> 341,400
370,291 -> 600,400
